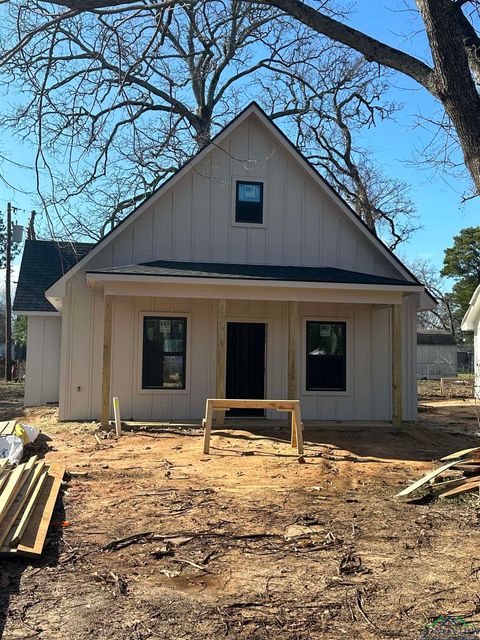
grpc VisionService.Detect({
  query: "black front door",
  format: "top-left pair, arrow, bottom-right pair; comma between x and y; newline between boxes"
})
226,322 -> 266,416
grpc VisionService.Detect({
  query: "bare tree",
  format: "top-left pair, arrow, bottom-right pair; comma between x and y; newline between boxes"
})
11,0 -> 480,195
0,0 -> 418,249
265,56 -> 418,248
246,0 -> 480,198
409,257 -> 460,336
0,0 -> 338,238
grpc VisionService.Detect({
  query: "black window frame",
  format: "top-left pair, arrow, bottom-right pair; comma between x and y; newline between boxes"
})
142,316 -> 187,390
305,320 -> 347,392
235,180 -> 264,224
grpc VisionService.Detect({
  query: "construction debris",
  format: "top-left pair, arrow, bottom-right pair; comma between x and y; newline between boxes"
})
0,421 -> 16,436
0,455 -> 65,557
396,446 -> 480,499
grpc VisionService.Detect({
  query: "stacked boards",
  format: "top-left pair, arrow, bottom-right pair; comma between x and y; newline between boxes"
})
0,421 -> 17,436
396,447 -> 480,499
0,456 -> 65,557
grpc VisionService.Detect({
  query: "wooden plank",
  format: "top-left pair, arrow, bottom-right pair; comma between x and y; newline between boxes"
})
396,460 -> 463,497
215,299 -> 227,428
288,301 -> 299,401
293,403 -> 304,455
0,461 -> 45,546
0,463 -> 27,521
15,463 -> 65,557
101,295 -> 113,428
391,304 -> 403,426
7,468 -> 49,547
438,479 -> 480,499
441,447 -> 480,461
113,396 -> 122,437
0,473 -> 10,494
202,400 -> 214,454
0,421 -> 15,436
210,399 -> 298,410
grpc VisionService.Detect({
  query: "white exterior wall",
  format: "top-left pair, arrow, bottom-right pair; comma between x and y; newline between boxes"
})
475,327 -> 480,399
59,283 -> 418,422
24,315 -> 62,406
87,114 -> 400,278
56,111 -> 420,422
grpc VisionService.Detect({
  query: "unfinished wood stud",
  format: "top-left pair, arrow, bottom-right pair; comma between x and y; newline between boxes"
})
215,299 -> 227,427
392,303 -> 403,427
101,295 -> 113,428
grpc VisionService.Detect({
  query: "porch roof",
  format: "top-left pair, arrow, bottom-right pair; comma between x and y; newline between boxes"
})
80,260 -> 429,308
87,260 -> 419,288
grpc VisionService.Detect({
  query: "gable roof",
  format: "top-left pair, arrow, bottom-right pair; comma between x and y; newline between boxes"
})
461,284 -> 480,331
417,330 -> 456,346
87,260 -> 422,288
14,239 -> 95,313
46,102 -> 430,303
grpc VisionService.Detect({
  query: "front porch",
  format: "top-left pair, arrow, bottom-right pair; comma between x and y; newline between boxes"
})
85,264 -> 419,427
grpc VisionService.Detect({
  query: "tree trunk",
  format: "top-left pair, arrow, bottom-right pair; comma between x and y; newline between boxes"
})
416,0 -> 480,195
252,0 -> 480,194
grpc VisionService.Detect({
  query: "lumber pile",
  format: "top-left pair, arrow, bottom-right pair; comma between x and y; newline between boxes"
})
0,456 -> 65,557
0,420 -> 17,436
396,447 -> 480,499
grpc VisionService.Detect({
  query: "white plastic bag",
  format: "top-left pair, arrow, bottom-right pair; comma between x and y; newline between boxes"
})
0,435 -> 24,465
16,423 -> 39,444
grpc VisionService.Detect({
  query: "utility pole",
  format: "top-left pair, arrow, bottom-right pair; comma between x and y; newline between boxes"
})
27,210 -> 36,240
5,202 -> 12,382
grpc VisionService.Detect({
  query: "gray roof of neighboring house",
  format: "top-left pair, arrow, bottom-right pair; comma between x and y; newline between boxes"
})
13,239 -> 95,313
417,330 -> 456,346
87,260 -> 421,287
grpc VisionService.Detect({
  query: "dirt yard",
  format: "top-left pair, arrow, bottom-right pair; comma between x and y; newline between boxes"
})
418,376 -> 474,400
1,391 -> 480,639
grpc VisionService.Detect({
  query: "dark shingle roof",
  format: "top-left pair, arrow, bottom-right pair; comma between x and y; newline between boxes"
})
417,331 -> 456,346
87,260 -> 420,287
14,239 -> 95,313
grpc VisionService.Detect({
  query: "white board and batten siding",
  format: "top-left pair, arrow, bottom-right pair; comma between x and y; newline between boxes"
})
24,315 -> 62,407
59,290 -> 417,422
57,111 -> 419,422
87,113 -> 400,277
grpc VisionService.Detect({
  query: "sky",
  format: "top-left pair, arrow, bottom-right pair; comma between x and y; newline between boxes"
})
0,1 -> 478,277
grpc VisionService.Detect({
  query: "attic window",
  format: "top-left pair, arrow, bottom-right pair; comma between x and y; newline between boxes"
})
235,181 -> 263,224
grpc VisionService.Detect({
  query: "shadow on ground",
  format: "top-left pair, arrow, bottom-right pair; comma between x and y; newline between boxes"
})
124,418 -> 480,463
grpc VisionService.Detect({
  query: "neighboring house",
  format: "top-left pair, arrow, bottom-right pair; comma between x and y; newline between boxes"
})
462,285 -> 480,398
13,240 -> 94,406
14,103 -> 434,424
416,330 -> 457,379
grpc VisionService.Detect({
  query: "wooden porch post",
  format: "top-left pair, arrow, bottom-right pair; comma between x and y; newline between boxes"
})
288,301 -> 299,400
101,295 -> 113,428
392,303 -> 403,427
216,299 -> 227,427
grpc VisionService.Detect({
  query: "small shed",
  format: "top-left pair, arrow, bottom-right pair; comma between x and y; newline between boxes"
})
461,285 -> 480,398
417,330 -> 457,379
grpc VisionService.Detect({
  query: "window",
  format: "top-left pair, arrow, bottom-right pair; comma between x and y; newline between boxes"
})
142,317 -> 186,389
306,321 -> 346,392
235,181 -> 263,224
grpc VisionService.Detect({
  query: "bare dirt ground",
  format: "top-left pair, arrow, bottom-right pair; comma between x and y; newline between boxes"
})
418,376 -> 475,400
2,390 -> 480,639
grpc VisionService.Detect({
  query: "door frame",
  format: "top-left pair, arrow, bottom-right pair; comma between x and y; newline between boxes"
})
225,318 -> 272,407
